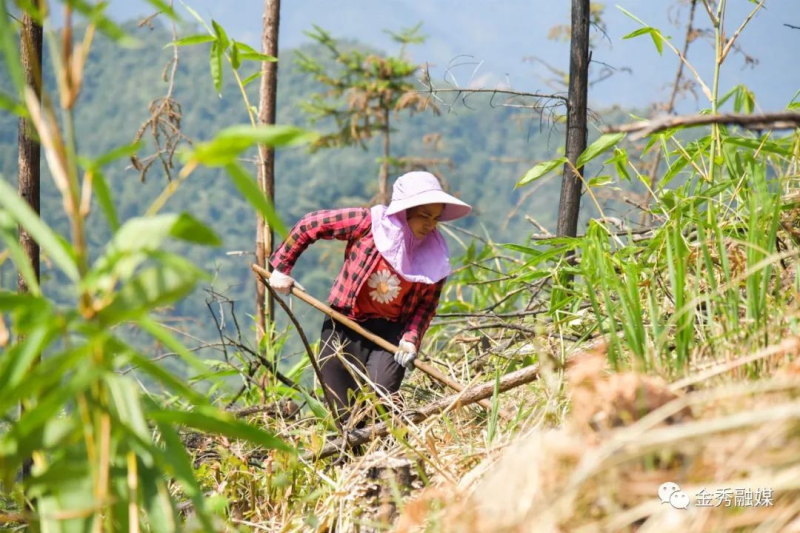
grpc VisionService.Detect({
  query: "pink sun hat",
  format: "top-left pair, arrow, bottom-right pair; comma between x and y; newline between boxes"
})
385,171 -> 472,222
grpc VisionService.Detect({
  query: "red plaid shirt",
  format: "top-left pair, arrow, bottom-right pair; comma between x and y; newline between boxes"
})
270,207 -> 445,349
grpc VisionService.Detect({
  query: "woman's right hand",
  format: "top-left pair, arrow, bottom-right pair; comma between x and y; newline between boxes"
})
269,270 -> 295,295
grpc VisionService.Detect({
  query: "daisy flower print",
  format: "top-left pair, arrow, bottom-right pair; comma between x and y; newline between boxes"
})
368,270 -> 401,304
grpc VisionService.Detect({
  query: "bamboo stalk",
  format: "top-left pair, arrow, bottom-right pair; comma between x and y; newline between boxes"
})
251,264 -> 506,415
308,363 -> 540,460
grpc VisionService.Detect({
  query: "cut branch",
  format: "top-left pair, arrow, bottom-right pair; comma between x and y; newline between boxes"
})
308,363 -> 540,460
603,112 -> 800,140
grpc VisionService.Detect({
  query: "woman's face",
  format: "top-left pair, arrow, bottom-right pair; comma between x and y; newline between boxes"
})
406,203 -> 444,239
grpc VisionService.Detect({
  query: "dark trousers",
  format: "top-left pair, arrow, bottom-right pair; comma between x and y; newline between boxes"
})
318,316 -> 406,426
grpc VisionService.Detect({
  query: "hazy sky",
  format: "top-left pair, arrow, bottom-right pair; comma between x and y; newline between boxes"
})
103,1 -> 800,114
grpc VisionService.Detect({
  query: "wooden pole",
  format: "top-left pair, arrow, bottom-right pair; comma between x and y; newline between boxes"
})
255,0 -> 281,347
310,363 -> 539,460
556,0 -> 590,239
251,264 -> 506,415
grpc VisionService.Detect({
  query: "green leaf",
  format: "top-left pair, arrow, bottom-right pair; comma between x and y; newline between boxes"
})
65,0 -> 136,46
217,124 -> 319,147
144,0 -> 180,20
211,19 -> 230,50
242,71 -> 261,87
622,27 -> 654,40
165,34 -> 216,47
188,125 -> 318,167
122,351 -> 210,407
576,133 -> 626,168
0,0 -> 24,93
230,40 -> 241,69
515,157 -> 567,188
0,213 -> 41,295
12,366 -> 100,440
168,212 -> 222,246
92,170 -> 119,231
139,462 -> 179,533
86,213 -> 219,293
0,324 -> 51,391
0,91 -> 27,116
149,407 -> 292,452
226,162 -> 288,238
0,177 -> 79,282
151,419 -> 214,532
88,141 -> 142,169
106,375 -> 152,446
650,31 -> 664,55
235,41 -> 277,63
210,41 -> 223,95
587,175 -> 614,188
99,255 -> 207,324
138,316 -> 210,376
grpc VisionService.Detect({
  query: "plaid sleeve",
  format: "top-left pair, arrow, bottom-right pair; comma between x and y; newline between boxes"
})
270,208 -> 368,275
401,278 -> 446,350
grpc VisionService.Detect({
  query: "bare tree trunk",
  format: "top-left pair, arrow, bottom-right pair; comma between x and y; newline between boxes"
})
256,0 -> 280,347
379,106 -> 390,205
18,2 -> 43,483
556,0 -> 590,238
18,8 -> 43,294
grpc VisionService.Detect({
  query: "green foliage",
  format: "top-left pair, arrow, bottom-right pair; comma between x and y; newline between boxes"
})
0,6 -> 322,530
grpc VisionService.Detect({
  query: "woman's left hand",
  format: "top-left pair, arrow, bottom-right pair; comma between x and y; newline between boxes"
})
394,340 -> 417,369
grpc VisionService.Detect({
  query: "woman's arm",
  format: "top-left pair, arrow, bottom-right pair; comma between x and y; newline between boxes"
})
401,278 -> 446,351
270,208 -> 368,275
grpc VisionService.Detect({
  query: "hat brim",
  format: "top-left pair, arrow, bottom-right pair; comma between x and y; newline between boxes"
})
386,190 -> 472,222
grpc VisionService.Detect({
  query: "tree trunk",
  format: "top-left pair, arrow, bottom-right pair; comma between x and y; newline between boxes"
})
18,3 -> 43,483
18,7 -> 43,294
556,0 -> 590,238
379,106 -> 390,205
256,0 -> 281,347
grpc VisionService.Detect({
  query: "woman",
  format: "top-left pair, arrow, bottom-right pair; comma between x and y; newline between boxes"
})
268,171 -> 471,425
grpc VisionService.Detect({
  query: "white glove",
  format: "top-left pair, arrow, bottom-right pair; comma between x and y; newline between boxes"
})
269,270 -> 295,295
394,340 -> 417,370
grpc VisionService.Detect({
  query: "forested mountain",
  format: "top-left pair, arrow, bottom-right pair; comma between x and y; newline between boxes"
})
0,21 -> 629,362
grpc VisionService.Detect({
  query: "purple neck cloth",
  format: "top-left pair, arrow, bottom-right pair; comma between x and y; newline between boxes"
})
370,204 -> 451,284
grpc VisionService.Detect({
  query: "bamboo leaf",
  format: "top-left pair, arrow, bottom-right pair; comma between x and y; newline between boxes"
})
138,316 -> 210,376
226,162 -> 288,238
650,31 -> 664,55
149,407 -> 292,451
241,71 -> 261,87
587,175 -> 614,188
0,213 -> 41,295
210,41 -> 223,95
576,133 -> 626,168
211,19 -> 230,50
91,169 -> 119,231
235,41 -> 277,62
165,34 -> 216,48
98,255 -> 207,324
0,177 -> 79,281
144,0 -> 180,21
622,26 -> 654,40
515,157 -> 567,188
0,91 -> 27,116
152,420 -> 214,532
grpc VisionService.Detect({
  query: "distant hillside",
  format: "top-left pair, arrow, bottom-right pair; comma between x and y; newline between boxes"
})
0,21 -> 633,364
